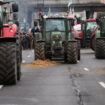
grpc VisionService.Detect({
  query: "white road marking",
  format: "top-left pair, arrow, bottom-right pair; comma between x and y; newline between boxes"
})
84,68 -> 89,71
99,82 -> 105,88
27,55 -> 31,58
22,60 -> 26,63
0,85 -> 3,89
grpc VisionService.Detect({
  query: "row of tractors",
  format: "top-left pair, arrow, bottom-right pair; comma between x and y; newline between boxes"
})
0,0 -> 105,86
34,14 -> 105,64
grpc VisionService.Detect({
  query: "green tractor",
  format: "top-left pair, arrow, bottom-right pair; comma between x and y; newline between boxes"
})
95,16 -> 105,59
34,16 -> 80,63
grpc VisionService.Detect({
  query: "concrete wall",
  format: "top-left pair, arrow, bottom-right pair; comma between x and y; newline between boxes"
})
79,0 -> 105,3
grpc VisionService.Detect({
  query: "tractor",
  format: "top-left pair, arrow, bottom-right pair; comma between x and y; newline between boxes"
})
95,16 -> 105,59
77,19 -> 98,50
0,1 -> 21,85
34,16 -> 80,63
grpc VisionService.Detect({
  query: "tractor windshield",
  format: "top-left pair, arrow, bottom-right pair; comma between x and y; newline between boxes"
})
46,19 -> 65,32
86,21 -> 97,31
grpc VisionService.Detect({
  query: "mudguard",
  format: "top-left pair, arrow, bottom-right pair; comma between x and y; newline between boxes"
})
2,24 -> 17,37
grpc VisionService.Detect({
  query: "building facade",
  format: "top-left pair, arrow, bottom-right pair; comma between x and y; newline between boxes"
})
69,0 -> 105,19
32,0 -> 68,13
78,0 -> 105,4
30,0 -> 68,26
69,0 -> 105,4
4,0 -> 68,25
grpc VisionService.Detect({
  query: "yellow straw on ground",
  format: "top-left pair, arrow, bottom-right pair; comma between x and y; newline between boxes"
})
22,59 -> 60,68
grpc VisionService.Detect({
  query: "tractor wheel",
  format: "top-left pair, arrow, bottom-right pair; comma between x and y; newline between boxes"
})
95,38 -> 105,59
16,46 -> 21,81
67,41 -> 77,64
35,42 -> 45,60
0,42 -> 17,85
64,52 -> 67,63
64,42 -> 67,63
77,40 -> 81,60
16,37 -> 21,81
91,36 -> 96,51
17,60 -> 21,81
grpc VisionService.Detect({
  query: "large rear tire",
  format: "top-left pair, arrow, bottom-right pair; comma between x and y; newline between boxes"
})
95,38 -> 105,59
17,60 -> 21,81
91,36 -> 95,51
0,42 -> 17,85
16,36 -> 21,81
67,41 -> 77,64
77,40 -> 81,60
35,42 -> 45,60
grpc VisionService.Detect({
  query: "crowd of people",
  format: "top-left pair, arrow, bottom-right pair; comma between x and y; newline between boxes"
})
20,32 -> 34,50
20,21 -> 40,50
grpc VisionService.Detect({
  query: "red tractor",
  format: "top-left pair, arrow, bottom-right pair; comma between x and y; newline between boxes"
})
74,19 -> 98,50
0,1 -> 21,85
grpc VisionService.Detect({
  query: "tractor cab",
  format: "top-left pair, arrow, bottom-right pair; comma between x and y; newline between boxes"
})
45,18 -> 66,40
0,1 -> 18,37
44,17 -> 67,57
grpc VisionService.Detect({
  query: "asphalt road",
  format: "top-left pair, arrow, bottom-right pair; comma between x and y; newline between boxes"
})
0,49 -> 105,105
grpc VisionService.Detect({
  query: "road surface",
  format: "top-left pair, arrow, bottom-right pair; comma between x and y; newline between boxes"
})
0,49 -> 105,105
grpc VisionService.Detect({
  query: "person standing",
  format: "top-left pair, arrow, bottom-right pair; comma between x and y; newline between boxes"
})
31,21 -> 40,47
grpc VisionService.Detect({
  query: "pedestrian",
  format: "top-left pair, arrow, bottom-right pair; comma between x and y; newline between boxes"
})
31,21 -> 40,48
31,21 -> 40,38
22,32 -> 29,50
28,32 -> 34,49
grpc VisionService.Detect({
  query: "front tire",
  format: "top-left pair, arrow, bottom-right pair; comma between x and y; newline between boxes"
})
77,40 -> 81,60
95,38 -> 105,59
91,36 -> 96,51
67,41 -> 77,64
0,42 -> 17,85
16,38 -> 21,81
35,41 -> 45,60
